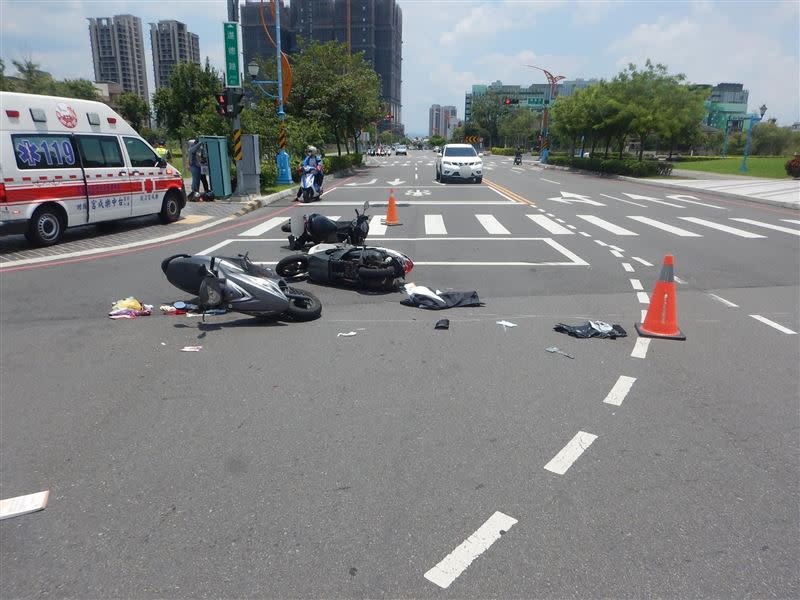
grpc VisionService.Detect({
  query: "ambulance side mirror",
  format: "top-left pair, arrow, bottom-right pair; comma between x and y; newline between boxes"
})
157,158 -> 167,168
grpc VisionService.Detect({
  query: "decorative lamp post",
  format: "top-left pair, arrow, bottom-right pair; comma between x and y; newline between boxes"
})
741,104 -> 767,173
525,65 -> 565,165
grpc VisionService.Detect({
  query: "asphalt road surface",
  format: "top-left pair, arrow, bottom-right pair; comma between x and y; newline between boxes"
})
2,150 -> 798,598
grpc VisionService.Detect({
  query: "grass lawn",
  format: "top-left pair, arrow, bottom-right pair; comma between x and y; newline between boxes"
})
675,156 -> 792,179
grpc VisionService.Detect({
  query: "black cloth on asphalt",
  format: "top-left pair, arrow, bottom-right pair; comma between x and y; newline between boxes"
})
553,320 -> 627,339
435,319 -> 450,330
401,287 -> 483,310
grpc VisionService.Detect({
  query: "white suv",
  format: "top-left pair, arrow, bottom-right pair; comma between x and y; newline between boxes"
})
435,144 -> 483,184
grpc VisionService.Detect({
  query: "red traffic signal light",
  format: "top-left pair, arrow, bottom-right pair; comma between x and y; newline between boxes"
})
215,93 -> 227,117
504,98 -> 511,105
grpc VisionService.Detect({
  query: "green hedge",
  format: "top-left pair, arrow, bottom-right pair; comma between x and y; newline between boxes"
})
548,156 -> 673,177
491,147 -> 518,156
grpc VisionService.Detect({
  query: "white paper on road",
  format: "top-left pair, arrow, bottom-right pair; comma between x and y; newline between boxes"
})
0,491 -> 49,520
424,511 -> 518,589
337,331 -> 358,337
496,320 -> 518,328
544,431 -> 598,475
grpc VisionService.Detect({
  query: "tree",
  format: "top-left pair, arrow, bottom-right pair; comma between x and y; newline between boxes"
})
153,59 -> 225,140
498,108 -> 541,148
428,134 -> 446,148
117,92 -> 151,132
468,92 -> 509,147
752,121 -> 794,156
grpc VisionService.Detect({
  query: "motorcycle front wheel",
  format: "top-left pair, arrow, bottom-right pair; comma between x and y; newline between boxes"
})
283,286 -> 322,321
276,254 -> 309,280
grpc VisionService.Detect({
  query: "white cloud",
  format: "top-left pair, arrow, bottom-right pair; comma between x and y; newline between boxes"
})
571,0 -> 615,25
609,13 -> 800,124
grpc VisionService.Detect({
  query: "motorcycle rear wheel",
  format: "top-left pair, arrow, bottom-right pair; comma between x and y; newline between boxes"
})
276,254 -> 309,279
303,187 -> 314,203
283,286 -> 322,321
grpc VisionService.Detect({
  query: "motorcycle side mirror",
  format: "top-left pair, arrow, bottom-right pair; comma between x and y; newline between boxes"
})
363,200 -> 370,211
290,214 -> 305,237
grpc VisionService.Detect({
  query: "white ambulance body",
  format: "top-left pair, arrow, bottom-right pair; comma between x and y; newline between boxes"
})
0,91 -> 186,246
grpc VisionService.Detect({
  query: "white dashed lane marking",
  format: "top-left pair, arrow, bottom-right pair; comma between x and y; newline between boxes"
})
749,315 -> 797,335
544,431 -> 598,475
603,375 -> 637,406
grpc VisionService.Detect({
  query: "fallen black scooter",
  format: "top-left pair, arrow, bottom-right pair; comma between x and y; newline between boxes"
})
161,253 -> 322,321
281,201 -> 370,250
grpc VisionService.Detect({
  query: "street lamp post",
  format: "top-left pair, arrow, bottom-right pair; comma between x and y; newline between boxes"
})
740,104 -> 767,173
525,65 -> 565,165
246,5 -> 292,185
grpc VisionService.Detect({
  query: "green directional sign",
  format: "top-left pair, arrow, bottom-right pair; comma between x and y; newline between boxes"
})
223,22 -> 240,88
527,98 -> 544,105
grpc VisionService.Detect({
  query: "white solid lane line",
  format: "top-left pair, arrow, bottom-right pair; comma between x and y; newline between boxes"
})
630,278 -> 643,290
544,431 -> 598,475
369,214 -> 387,235
622,262 -> 634,272
631,338 -> 651,359
425,214 -> 447,234
627,216 -> 702,237
424,511 -> 518,589
678,217 -> 765,238
540,177 -> 561,184
603,375 -> 637,406
475,214 -> 511,234
239,217 -> 290,237
577,215 -> 639,235
632,256 -> 653,266
198,239 -> 234,255
750,315 -> 798,335
527,214 -> 574,235
708,293 -> 738,308
731,218 -> 800,236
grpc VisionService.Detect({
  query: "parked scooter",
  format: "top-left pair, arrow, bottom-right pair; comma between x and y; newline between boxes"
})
161,253 -> 322,320
280,201 -> 370,250
297,163 -> 323,203
275,243 -> 413,291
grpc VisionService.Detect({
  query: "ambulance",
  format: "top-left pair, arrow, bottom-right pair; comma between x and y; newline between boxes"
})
0,91 -> 187,246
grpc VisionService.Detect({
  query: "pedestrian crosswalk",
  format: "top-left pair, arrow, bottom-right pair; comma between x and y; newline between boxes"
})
237,211 -> 800,241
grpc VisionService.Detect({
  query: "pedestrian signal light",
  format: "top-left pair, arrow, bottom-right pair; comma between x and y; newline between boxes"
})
215,93 -> 227,117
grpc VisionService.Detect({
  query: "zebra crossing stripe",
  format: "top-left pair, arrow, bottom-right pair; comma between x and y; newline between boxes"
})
731,219 -> 800,236
369,215 -> 388,235
627,216 -> 702,237
475,214 -> 510,234
425,214 -> 447,234
527,214 -> 573,235
678,217 -> 764,238
577,215 -> 638,236
239,217 -> 290,237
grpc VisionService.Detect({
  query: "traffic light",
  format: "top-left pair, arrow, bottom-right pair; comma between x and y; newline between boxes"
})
511,98 -> 519,105
504,97 -> 511,106
215,92 -> 227,117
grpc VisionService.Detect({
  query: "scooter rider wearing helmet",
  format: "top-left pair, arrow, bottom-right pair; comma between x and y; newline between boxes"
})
295,146 -> 324,201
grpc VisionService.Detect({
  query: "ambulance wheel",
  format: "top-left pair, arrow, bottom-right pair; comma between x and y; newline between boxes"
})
26,206 -> 64,247
159,192 -> 182,224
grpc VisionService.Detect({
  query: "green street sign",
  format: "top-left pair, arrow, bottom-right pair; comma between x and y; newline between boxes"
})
527,98 -> 544,105
223,22 -> 240,88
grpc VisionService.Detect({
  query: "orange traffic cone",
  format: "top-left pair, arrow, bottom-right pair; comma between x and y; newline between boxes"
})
635,254 -> 685,340
382,188 -> 402,226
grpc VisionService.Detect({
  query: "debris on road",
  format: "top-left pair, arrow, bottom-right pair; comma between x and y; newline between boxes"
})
109,297 -> 152,319
554,321 -> 627,339
0,490 -> 49,521
401,283 -> 483,310
337,331 -> 358,337
546,346 -> 575,359
181,346 -> 203,352
496,320 -> 518,329
435,319 -> 450,330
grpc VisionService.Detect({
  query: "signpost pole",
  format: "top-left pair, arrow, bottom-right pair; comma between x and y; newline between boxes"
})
224,21 -> 244,196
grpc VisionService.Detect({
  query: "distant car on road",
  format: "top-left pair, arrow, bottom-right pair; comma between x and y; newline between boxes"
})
435,143 -> 483,184
395,144 -> 407,156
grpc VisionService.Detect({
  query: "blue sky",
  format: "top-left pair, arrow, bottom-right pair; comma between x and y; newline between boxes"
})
2,0 -> 798,136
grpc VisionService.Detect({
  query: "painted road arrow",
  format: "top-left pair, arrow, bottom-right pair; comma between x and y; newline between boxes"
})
546,191 -> 606,206
387,178 -> 405,185
345,178 -> 377,186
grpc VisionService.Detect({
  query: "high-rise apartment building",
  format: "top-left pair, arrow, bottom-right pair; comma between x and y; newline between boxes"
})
150,20 -> 200,89
88,15 -> 149,101
429,104 -> 457,139
429,104 -> 442,137
242,0 -> 403,133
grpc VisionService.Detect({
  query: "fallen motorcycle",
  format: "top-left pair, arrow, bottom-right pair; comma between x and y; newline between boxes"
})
280,201 -> 370,250
161,253 -> 322,321
275,243 -> 413,291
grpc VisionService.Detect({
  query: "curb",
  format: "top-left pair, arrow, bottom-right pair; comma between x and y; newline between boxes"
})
538,164 -> 799,210
231,188 -> 296,216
